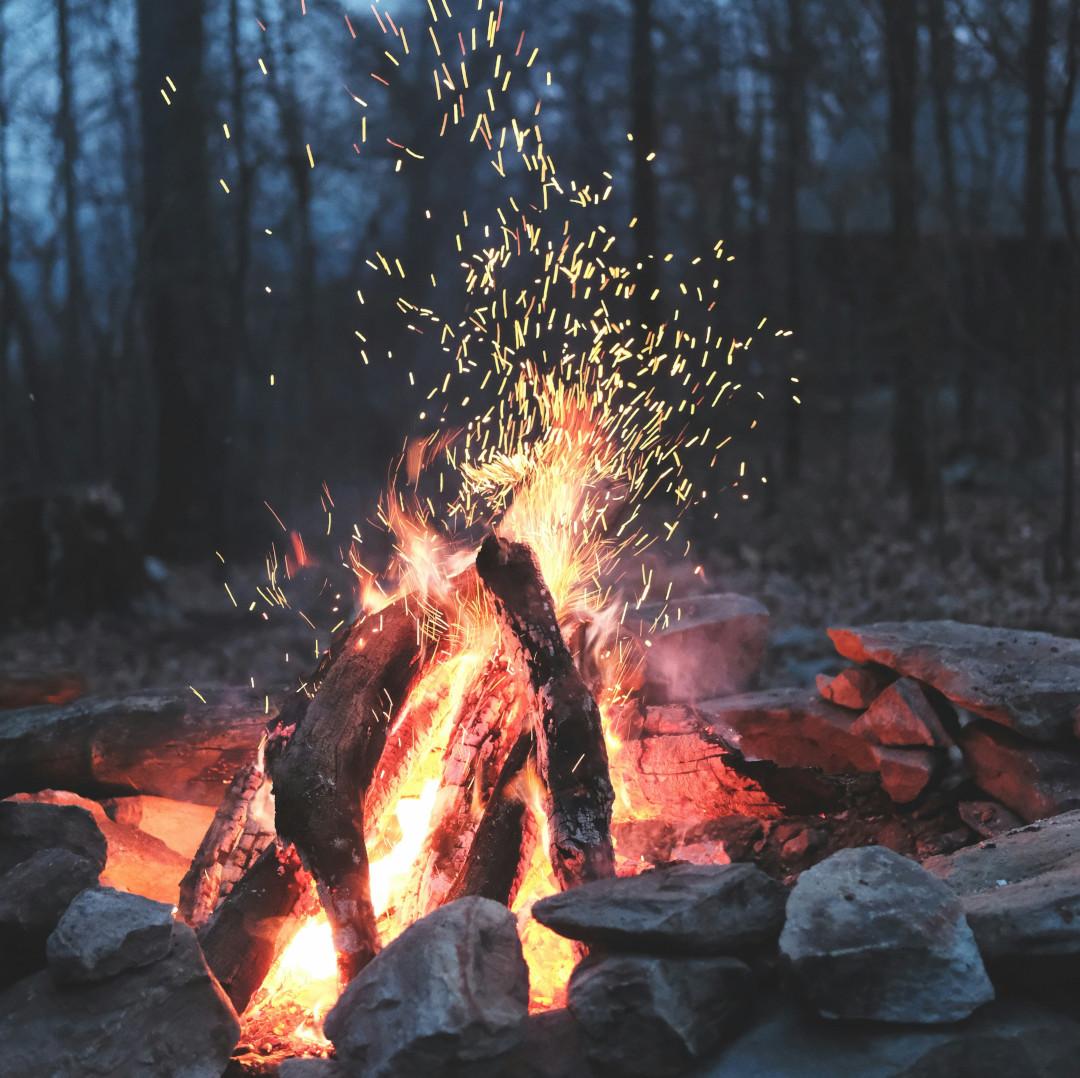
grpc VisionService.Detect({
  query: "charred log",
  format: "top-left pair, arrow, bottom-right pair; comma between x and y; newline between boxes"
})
198,841 -> 312,1014
267,598 -> 430,982
446,730 -> 534,905
475,535 -> 616,890
0,689 -> 271,805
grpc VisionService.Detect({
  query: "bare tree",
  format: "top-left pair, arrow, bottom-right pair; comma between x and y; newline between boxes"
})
631,0 -> 659,326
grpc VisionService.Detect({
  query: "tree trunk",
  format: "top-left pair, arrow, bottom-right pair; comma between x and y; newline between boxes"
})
631,0 -> 659,325
884,0 -> 936,522
138,0 -> 223,555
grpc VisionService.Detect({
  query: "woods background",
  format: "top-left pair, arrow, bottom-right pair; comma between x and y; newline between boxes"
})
2,0 -> 1080,648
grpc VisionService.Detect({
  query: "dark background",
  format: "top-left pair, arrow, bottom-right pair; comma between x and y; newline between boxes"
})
2,0 -> 1079,688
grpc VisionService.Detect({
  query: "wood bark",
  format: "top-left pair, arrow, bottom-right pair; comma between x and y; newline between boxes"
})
475,535 -> 615,890
267,598 -> 430,982
0,689 -> 270,805
198,841 -> 311,1013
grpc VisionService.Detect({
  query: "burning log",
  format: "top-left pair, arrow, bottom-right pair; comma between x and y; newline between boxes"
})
398,656 -> 525,922
447,730 -> 535,906
476,535 -> 616,890
267,598 -> 432,982
198,842 -> 312,1013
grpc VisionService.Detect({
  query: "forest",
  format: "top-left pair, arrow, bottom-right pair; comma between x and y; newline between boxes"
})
1,0 -> 1079,680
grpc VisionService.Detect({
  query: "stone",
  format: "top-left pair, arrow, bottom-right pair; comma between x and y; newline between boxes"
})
829,621 -> 1080,743
569,952 -> 751,1078
507,1009 -> 591,1078
47,886 -> 175,984
630,594 -> 769,704
779,845 -> 994,1023
276,1062 -> 349,1078
532,861 -> 787,956
852,679 -> 953,748
957,800 -> 1024,839
958,722 -> 1080,822
816,665 -> 895,710
696,995 -> 1080,1078
0,921 -> 240,1077
694,689 -> 879,774
0,800 -> 106,874
923,810 -> 1080,981
9,789 -> 194,905
0,847 -> 100,987
871,746 -> 938,803
324,897 -> 528,1078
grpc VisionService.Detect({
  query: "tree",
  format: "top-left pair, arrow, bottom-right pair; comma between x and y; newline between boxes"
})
138,0 -> 223,554
630,0 -> 659,327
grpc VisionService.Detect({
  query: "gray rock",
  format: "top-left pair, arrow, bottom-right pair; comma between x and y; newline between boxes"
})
817,666 -> 895,710
0,921 -> 240,1077
829,621 -> 1080,743
507,1009 -> 591,1078
47,886 -> 175,984
532,861 -> 787,955
0,847 -> 100,987
631,594 -> 769,704
779,845 -> 994,1023
569,952 -> 752,1078
923,810 -> 1080,980
276,1061 -> 349,1078
694,995 -> 1080,1078
324,897 -> 528,1078
0,800 -> 107,874
852,679 -> 953,748
958,722 -> 1080,822
695,688 -> 879,774
871,746 -> 938,804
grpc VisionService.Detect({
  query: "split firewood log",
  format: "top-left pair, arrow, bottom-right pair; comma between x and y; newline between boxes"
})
198,841 -> 314,1013
475,535 -> 616,890
266,597 -> 434,982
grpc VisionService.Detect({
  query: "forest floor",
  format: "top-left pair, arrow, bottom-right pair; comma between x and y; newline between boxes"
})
3,476 -> 1077,701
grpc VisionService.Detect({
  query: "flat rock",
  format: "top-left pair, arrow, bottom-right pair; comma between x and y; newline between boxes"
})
695,995 -> 1080,1078
871,746 -> 938,804
958,723 -> 1080,822
324,897 -> 528,1078
48,886 -> 175,984
532,861 -> 787,956
957,800 -> 1024,839
569,952 -> 752,1078
0,847 -> 100,987
829,621 -> 1080,743
923,810 -> 1080,979
779,845 -> 994,1023
852,679 -> 953,748
630,594 -> 769,704
0,800 -> 106,874
817,666 -> 895,710
694,689 -> 879,774
0,921 -> 239,1077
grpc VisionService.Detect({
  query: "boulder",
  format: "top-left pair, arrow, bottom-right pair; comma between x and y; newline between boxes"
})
816,666 -> 895,710
829,621 -> 1080,743
0,921 -> 240,1077
871,746 -> 938,804
694,689 -> 879,775
277,1062 -> 349,1078
508,1009 -> 591,1078
696,995 -> 1080,1078
532,861 -> 787,956
958,723 -> 1080,822
47,886 -> 175,984
324,897 -> 528,1078
779,845 -> 994,1023
0,847 -> 100,987
0,800 -> 106,874
923,810 -> 1080,981
631,594 -> 769,704
570,952 -> 752,1078
852,679 -> 953,748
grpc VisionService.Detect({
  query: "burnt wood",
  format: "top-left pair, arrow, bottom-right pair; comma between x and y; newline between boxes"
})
475,535 -> 616,890
198,841 -> 311,1013
267,598 -> 430,982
